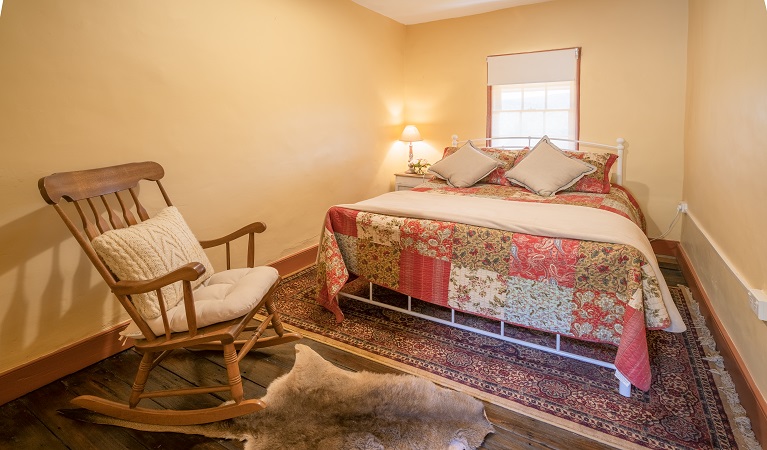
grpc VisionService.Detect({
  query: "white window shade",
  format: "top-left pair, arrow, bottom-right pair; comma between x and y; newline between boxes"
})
487,48 -> 580,149
487,48 -> 578,86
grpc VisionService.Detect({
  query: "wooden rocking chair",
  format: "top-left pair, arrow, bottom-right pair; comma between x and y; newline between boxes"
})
38,161 -> 302,425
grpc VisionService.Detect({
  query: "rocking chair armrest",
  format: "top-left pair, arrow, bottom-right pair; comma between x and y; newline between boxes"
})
199,221 -> 266,249
112,262 -> 207,296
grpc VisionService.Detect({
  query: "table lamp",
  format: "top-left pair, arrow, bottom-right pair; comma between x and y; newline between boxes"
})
399,125 -> 423,173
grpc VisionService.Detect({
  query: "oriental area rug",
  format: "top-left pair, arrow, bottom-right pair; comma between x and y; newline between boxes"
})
272,266 -> 760,450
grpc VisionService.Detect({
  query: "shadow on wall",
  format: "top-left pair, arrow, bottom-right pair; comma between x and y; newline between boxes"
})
623,181 -> 651,231
0,205 -> 111,370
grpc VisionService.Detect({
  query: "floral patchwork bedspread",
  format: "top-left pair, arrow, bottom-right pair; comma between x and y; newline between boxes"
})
316,182 -> 673,391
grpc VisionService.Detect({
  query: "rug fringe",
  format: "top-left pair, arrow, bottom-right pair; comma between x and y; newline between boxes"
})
678,285 -> 762,450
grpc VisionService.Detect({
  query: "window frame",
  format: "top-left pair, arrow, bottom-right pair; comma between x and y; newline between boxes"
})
486,47 -> 581,147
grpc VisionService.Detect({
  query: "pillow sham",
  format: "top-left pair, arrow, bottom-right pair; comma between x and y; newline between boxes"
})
92,206 -> 215,321
504,136 -> 596,197
442,146 -> 526,186
428,142 -> 502,188
561,152 -> 618,194
512,149 -> 618,194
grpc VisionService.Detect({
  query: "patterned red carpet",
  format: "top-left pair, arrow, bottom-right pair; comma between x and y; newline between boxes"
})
273,267 -> 744,450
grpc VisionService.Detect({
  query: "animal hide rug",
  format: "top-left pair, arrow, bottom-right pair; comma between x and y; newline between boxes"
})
61,344 -> 494,449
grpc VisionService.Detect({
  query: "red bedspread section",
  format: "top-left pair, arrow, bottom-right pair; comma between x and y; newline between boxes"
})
316,182 -> 668,391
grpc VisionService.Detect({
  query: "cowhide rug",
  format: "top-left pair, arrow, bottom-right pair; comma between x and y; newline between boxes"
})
61,344 -> 494,450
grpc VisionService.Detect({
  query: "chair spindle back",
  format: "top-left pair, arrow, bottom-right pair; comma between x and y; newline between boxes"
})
39,161 -> 174,340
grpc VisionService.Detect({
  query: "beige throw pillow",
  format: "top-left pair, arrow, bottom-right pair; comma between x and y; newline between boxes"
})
92,206 -> 215,320
428,142 -> 501,188
505,136 -> 596,197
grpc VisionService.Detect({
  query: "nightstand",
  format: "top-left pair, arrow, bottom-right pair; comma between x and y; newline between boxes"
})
394,172 -> 427,191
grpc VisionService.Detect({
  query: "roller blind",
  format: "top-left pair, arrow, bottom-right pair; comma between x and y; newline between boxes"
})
487,48 -> 579,86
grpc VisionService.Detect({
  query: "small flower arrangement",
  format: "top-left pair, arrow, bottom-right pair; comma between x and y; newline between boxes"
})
408,158 -> 431,175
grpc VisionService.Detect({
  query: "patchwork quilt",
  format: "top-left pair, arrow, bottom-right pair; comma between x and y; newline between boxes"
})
316,181 -> 679,391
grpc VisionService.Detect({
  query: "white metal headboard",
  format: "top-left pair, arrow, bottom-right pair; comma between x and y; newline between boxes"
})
450,135 -> 626,186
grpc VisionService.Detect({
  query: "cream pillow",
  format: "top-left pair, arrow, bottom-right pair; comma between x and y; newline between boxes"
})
505,136 -> 596,197
92,206 -> 215,320
428,142 -> 501,188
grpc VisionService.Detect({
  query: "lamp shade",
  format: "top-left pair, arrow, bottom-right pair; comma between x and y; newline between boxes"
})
399,125 -> 423,143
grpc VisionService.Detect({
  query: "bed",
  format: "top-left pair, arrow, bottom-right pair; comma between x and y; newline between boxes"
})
315,135 -> 686,396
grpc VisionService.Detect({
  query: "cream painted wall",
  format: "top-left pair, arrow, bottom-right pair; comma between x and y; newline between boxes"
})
0,0 -> 405,372
6,0 -> 762,409
402,0 -> 688,239
683,0 -> 767,400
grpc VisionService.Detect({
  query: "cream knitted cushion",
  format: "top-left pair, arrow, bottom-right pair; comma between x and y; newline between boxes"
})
92,206 -> 214,320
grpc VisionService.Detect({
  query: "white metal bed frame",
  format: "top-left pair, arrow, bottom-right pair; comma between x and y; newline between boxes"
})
339,135 -> 633,396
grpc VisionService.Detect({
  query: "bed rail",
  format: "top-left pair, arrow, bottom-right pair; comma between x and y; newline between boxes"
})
339,283 -> 632,397
451,135 -> 626,185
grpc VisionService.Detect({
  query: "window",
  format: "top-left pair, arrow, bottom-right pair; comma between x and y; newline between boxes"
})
487,48 -> 580,149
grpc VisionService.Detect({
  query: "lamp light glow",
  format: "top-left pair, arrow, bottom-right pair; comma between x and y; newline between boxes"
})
399,125 -> 423,172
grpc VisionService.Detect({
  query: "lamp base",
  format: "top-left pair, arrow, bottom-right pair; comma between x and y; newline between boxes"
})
406,143 -> 414,173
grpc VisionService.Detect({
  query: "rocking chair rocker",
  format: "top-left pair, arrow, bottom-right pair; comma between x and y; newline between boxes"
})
38,161 -> 302,425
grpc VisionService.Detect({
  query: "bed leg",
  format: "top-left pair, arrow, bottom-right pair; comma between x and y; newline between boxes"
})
615,370 -> 631,397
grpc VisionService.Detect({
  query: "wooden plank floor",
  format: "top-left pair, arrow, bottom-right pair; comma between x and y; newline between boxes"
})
0,262 -> 687,450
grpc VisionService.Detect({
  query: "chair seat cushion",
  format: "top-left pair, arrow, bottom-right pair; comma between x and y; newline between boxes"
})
121,266 -> 279,339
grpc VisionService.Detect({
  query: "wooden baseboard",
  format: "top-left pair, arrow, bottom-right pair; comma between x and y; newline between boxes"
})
651,239 -> 678,257
677,245 -> 767,447
268,244 -> 318,277
0,322 -> 132,406
0,244 -> 319,407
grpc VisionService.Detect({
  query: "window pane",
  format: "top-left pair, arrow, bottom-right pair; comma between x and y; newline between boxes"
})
499,87 -> 522,110
520,111 -> 544,137
522,87 -> 545,110
496,112 -> 521,136
552,138 -> 575,150
490,80 -> 578,144
544,111 -> 569,138
492,86 -> 503,113
491,137 -> 529,148
547,86 -> 571,109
